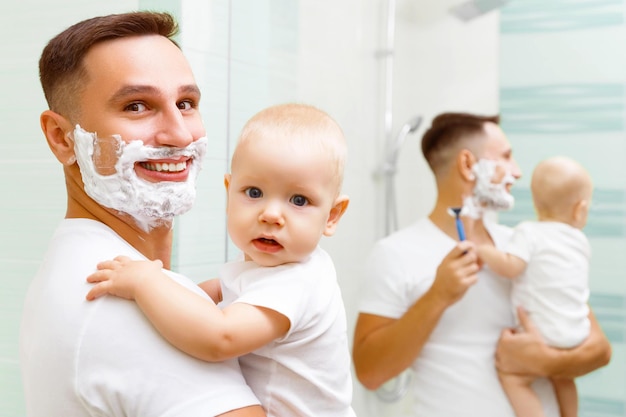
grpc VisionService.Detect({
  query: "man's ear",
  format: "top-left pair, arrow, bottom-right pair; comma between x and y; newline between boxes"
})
323,195 -> 350,237
457,149 -> 476,181
40,110 -> 75,166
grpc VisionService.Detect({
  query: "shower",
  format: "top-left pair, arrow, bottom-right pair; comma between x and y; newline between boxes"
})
381,115 -> 423,236
372,117 -> 422,404
371,0 -> 422,404
375,0 -> 423,238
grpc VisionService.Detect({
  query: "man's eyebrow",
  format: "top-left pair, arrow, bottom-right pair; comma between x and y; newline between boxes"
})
108,85 -> 159,104
180,84 -> 201,98
108,84 -> 201,104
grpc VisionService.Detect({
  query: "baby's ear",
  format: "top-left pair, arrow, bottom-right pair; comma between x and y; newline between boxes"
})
573,199 -> 589,226
40,110 -> 76,166
323,195 -> 349,237
223,174 -> 232,211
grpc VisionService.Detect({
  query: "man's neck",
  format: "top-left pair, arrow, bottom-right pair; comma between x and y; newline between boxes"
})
119,220 -> 173,268
428,200 -> 494,245
65,176 -> 174,267
136,226 -> 174,269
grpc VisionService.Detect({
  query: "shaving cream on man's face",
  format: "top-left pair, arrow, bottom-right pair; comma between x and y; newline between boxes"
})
71,125 -> 207,231
463,158 -> 516,219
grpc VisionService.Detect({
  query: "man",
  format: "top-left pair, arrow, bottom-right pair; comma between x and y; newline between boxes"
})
19,12 -> 265,416
352,113 -> 611,416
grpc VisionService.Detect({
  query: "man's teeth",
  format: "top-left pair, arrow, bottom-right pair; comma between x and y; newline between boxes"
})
141,161 -> 187,172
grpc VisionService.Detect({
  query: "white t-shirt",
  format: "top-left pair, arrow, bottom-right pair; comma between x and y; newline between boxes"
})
358,218 -> 559,417
220,246 -> 356,417
506,221 -> 590,348
20,219 -> 259,417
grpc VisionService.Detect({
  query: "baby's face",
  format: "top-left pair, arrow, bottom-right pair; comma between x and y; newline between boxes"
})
225,139 -> 340,267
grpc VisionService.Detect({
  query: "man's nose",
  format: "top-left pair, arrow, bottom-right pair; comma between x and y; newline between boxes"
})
153,105 -> 196,148
509,158 -> 522,180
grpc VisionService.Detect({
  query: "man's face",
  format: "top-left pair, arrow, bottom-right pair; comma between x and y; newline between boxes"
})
70,35 -> 207,230
471,122 -> 521,213
78,34 -> 205,157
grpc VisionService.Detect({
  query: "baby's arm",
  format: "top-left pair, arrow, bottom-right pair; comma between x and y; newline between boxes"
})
477,244 -> 527,279
86,256 -> 290,362
198,278 -> 223,303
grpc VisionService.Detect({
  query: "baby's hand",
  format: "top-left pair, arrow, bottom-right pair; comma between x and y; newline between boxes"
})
85,255 -> 163,301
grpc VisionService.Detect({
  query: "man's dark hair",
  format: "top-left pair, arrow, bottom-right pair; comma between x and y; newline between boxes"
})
39,11 -> 179,119
421,112 -> 500,175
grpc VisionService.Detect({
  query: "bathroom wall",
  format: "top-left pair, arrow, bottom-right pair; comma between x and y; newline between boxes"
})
499,1 -> 626,415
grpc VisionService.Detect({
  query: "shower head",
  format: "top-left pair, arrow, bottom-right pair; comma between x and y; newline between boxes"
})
405,115 -> 423,134
387,114 -> 423,165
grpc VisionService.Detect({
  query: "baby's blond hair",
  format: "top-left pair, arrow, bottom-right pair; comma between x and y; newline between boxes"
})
233,103 -> 347,194
531,156 -> 592,221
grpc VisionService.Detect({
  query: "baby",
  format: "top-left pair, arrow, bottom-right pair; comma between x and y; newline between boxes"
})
478,156 -> 593,417
86,103 -> 356,417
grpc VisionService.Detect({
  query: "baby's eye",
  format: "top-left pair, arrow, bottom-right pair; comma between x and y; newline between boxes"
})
125,102 -> 147,112
290,195 -> 308,207
245,187 -> 263,199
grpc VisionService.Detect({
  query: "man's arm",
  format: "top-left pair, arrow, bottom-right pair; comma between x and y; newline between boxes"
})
353,241 -> 479,390
496,307 -> 611,379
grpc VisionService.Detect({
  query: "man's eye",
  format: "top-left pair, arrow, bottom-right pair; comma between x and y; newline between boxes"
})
178,100 -> 194,110
125,102 -> 146,112
245,187 -> 262,198
290,195 -> 308,207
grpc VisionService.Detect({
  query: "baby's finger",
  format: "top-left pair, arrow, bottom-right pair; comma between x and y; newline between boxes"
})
86,282 -> 109,301
86,270 -> 110,284
96,259 -> 119,270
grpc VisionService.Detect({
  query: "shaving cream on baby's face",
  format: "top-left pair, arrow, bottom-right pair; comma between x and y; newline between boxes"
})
463,158 -> 516,219
71,125 -> 207,231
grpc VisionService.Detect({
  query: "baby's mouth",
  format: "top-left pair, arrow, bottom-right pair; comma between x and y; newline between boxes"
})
252,237 -> 284,253
256,237 -> 279,246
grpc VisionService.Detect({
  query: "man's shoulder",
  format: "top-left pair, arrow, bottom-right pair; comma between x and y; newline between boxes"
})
54,218 -> 121,242
380,217 -> 435,244
371,217 -> 449,261
52,219 -> 138,256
